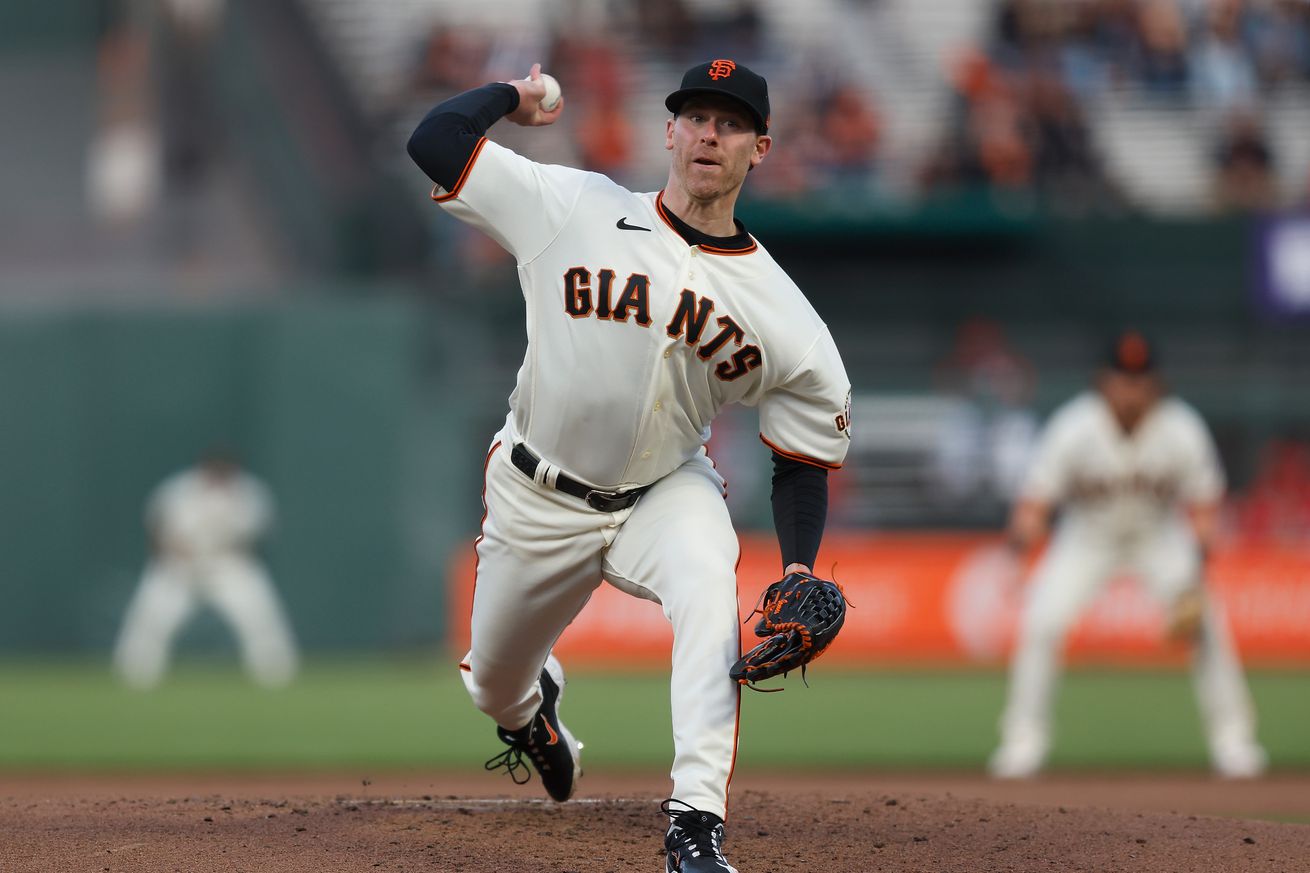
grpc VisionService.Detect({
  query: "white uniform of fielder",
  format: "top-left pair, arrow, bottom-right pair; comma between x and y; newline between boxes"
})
113,460 -> 298,689
991,371 -> 1266,778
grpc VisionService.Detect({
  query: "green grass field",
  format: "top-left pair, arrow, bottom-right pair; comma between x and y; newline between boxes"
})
1,659 -> 1306,772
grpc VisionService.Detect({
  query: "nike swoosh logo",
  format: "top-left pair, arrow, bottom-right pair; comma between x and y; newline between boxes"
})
616,217 -> 651,232
539,714 -> 560,746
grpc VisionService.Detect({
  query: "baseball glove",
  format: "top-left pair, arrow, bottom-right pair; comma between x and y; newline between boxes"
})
730,571 -> 847,689
1166,585 -> 1206,642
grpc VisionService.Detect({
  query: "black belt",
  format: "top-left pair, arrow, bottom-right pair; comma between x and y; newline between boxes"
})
509,443 -> 652,512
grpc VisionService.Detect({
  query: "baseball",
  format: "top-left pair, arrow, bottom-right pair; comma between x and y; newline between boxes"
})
538,73 -> 562,111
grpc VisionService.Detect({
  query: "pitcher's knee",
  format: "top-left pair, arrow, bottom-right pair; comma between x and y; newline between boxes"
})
468,684 -> 507,719
464,669 -> 533,724
669,577 -> 739,632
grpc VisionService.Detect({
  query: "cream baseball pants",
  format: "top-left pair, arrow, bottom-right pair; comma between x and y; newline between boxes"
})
460,434 -> 742,819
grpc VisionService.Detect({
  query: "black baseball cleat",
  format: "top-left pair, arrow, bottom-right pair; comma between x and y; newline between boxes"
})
483,656 -> 582,802
663,800 -> 740,873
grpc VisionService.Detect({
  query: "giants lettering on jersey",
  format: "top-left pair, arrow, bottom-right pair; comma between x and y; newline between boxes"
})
563,267 -> 653,325
562,269 -> 763,383
835,390 -> 852,436
665,288 -> 762,382
1067,472 -> 1179,503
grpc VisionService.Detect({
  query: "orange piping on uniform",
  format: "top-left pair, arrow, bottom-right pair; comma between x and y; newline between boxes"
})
461,440 -> 502,669
655,190 -> 681,234
432,137 -> 489,203
654,191 -> 757,256
758,434 -> 842,470
724,542 -> 744,821
698,241 -> 757,256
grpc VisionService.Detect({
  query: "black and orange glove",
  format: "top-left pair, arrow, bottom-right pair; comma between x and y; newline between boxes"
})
729,571 -> 847,689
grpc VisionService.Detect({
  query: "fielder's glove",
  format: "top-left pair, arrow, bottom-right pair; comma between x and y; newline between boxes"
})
729,571 -> 847,689
1166,586 -> 1206,642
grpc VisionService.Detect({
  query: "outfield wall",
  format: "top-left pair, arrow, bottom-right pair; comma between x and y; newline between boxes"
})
447,533 -> 1310,667
7,297 -> 1308,660
0,299 -> 465,653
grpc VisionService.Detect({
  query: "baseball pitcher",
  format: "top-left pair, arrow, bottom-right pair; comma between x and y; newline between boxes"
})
408,59 -> 851,873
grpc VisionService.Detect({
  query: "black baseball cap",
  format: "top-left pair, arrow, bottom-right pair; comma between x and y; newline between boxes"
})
665,59 -> 770,134
1103,329 -> 1158,374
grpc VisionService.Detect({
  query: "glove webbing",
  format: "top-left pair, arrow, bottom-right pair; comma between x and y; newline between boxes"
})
737,578 -> 849,692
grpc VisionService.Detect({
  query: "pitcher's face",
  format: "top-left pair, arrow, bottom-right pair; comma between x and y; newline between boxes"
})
666,96 -> 770,203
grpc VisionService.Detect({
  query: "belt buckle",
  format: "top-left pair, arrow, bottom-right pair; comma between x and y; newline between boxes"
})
585,489 -> 631,513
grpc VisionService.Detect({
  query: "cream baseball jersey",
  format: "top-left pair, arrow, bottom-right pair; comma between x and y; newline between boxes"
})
1020,392 -> 1223,536
993,383 -> 1264,782
432,139 -> 852,490
147,469 -> 273,557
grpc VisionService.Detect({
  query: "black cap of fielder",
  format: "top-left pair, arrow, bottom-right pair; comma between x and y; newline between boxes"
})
665,59 -> 770,134
1104,329 -> 1158,374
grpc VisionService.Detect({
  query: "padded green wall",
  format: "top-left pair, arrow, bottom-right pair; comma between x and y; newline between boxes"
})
0,300 -> 462,653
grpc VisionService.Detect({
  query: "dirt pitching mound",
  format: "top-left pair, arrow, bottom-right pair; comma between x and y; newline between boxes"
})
5,772 -> 1309,872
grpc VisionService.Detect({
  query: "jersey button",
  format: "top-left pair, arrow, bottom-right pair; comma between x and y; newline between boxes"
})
641,451 -> 652,460
653,401 -> 663,412
663,348 -> 672,359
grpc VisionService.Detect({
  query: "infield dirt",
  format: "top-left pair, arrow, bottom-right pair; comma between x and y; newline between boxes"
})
5,771 -> 1309,872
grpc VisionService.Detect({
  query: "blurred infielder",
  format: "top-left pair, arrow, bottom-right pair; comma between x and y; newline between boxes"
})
990,331 -> 1266,779
408,60 -> 851,872
112,453 -> 298,689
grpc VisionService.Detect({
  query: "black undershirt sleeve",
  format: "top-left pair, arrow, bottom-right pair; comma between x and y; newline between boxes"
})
770,453 -> 829,571
406,83 -> 520,191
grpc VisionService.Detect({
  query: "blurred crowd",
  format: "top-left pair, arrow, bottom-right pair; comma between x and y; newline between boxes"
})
989,0 -> 1310,105
401,0 -> 1310,215
1231,437 -> 1310,545
90,0 -> 228,244
923,0 -> 1310,213
401,3 -> 887,199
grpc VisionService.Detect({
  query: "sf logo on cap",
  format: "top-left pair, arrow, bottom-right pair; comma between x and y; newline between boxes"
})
708,59 -> 736,80
1118,332 -> 1149,370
